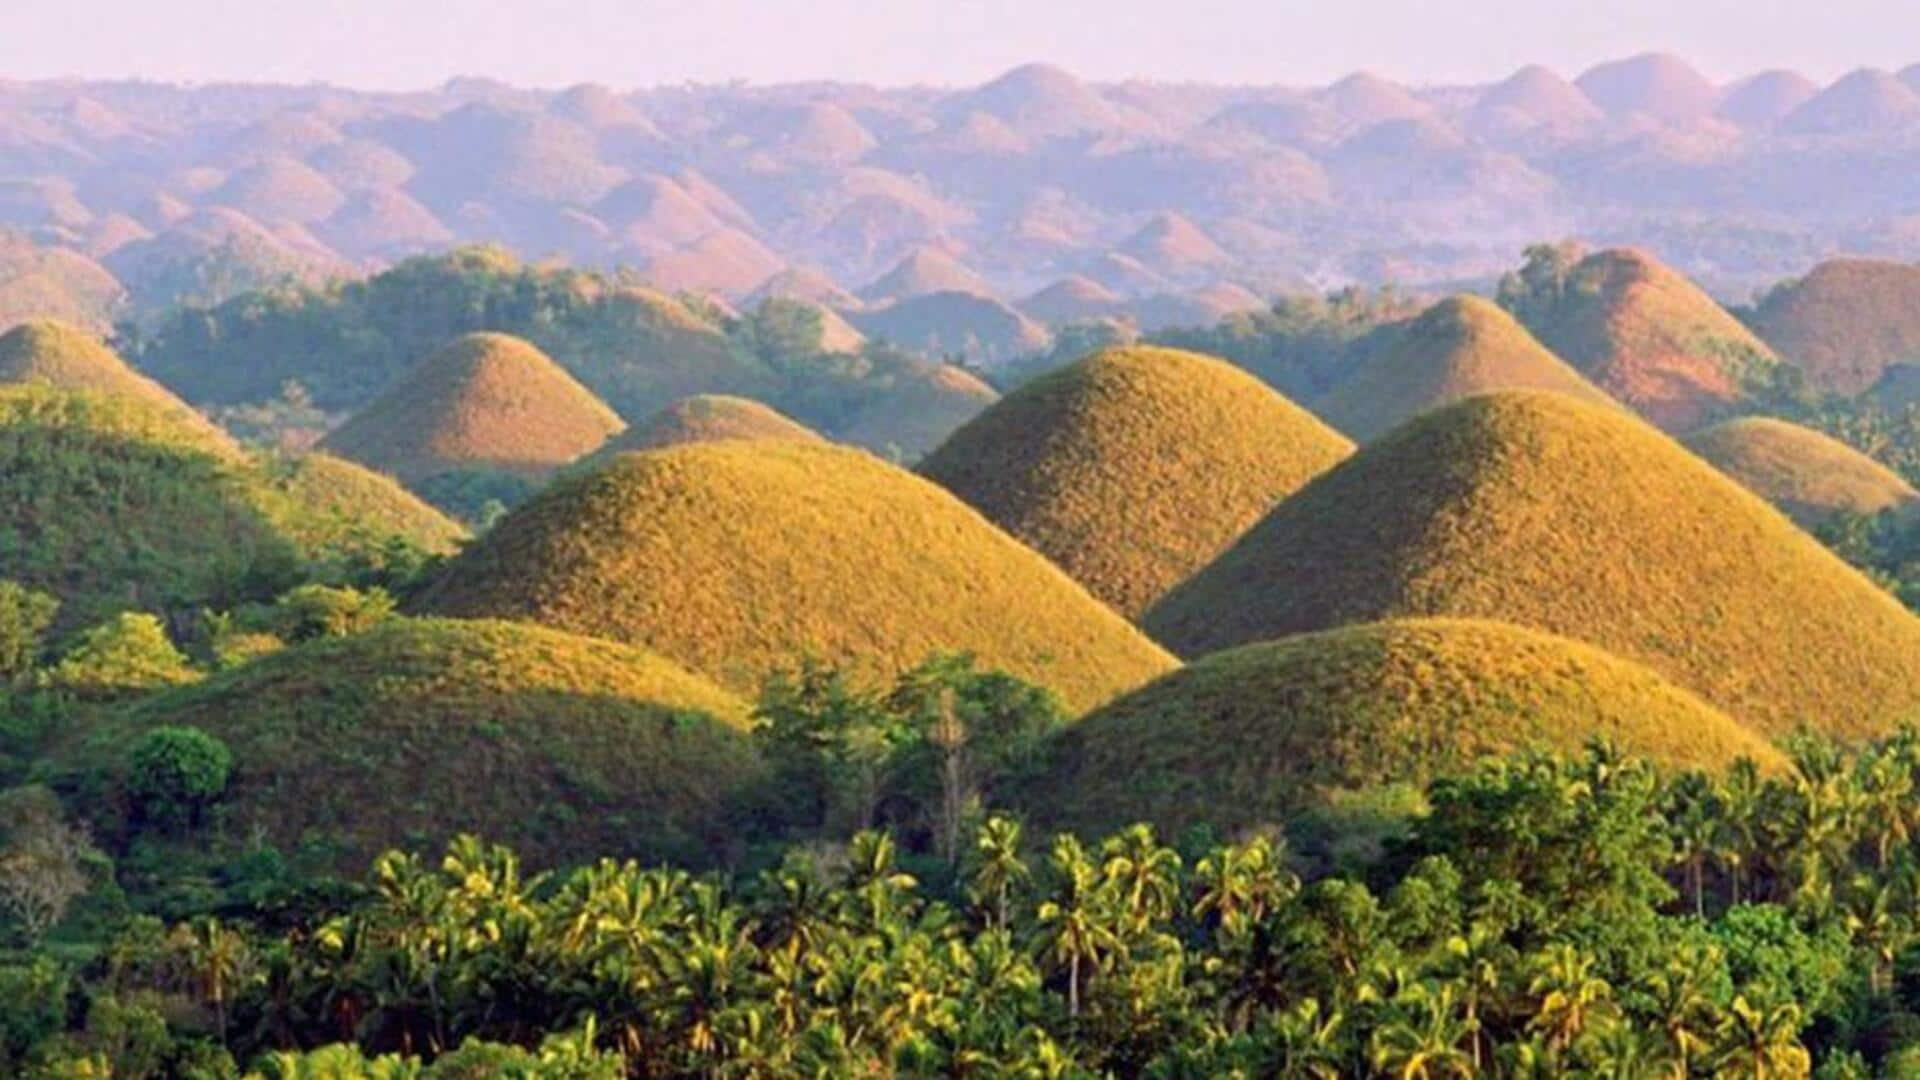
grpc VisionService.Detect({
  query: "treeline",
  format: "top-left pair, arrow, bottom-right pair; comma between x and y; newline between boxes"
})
17,737 -> 1920,1075
118,246 -> 977,442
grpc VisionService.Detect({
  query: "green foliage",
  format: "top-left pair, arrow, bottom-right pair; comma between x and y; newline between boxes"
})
46,614 -> 197,695
0,957 -> 69,1069
1150,284 -> 1420,401
0,581 -> 58,681
263,584 -> 396,642
125,727 -> 231,830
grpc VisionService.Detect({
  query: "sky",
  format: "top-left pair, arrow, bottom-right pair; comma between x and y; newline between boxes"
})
3,0 -> 1915,90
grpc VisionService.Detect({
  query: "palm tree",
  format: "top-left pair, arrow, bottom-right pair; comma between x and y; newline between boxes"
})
1710,995 -> 1810,1079
1034,834 -> 1120,1018
176,916 -> 255,1051
1639,943 -> 1724,1076
1098,824 -> 1182,931
1524,944 -> 1612,1058
1367,983 -> 1475,1079
1439,921 -> 1510,1069
1262,998 -> 1345,1080
1669,771 -> 1719,917
967,814 -> 1030,932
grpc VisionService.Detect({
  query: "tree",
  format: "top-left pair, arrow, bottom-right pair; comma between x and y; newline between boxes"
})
1368,983 -> 1475,1080
966,814 -> 1029,931
1710,995 -> 1809,1079
0,786 -> 93,945
1035,834 -> 1119,1018
126,726 -> 232,830
46,613 -> 197,695
0,581 -> 56,681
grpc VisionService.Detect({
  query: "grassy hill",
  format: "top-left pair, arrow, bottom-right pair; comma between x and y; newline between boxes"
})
255,451 -> 470,560
594,394 -> 822,457
1035,617 -> 1784,838
920,345 -> 1353,617
410,440 -> 1176,712
319,332 -> 624,486
0,384 -> 302,629
1315,296 -> 1616,441
835,363 -> 1000,461
1508,248 -> 1782,431
62,618 -> 758,872
1746,258 -> 1920,395
0,318 -> 236,451
1684,416 -> 1919,526
1143,391 -> 1920,737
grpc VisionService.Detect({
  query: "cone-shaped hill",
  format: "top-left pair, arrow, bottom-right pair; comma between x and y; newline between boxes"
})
0,384 -> 303,629
593,394 -> 823,458
319,332 -> 625,485
0,384 -> 472,629
835,363 -> 1000,461
1315,296 -> 1616,442
1746,258 -> 1920,395
0,319 -> 237,452
1683,417 -> 1918,527
256,451 -> 470,557
410,440 -> 1177,712
1516,249 -> 1782,431
920,346 -> 1354,617
65,618 -> 758,872
1033,617 -> 1785,838
1143,392 -> 1920,738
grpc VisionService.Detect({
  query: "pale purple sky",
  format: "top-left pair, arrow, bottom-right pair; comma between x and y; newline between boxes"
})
3,0 -> 1914,90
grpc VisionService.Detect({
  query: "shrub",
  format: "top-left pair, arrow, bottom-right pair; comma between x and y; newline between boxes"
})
126,728 -> 231,830
47,614 -> 197,695
0,582 -> 58,680
269,584 -> 395,641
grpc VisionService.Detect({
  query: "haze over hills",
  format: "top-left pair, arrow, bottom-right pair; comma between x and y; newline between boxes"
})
6,52 -> 1920,323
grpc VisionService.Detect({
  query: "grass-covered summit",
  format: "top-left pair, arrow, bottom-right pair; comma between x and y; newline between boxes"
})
594,394 -> 822,456
319,331 -> 625,485
1746,257 -> 1920,395
64,617 -> 758,872
0,384 -> 467,628
1314,295 -> 1615,441
1684,416 -> 1918,527
920,345 -> 1353,617
1035,617 -> 1784,838
0,318 -> 236,451
1144,391 -> 1920,737
1506,247 -> 1782,431
411,440 -> 1176,712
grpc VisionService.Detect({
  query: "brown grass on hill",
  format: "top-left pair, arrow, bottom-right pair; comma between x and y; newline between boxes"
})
69,618 -> 758,872
1035,617 -> 1784,838
1684,416 -> 1919,526
0,318 -> 236,453
1521,248 -> 1781,431
1746,258 -> 1920,395
1143,391 -> 1920,737
410,440 -> 1176,712
592,394 -> 823,458
319,331 -> 625,485
1315,295 -> 1616,441
920,345 -> 1353,617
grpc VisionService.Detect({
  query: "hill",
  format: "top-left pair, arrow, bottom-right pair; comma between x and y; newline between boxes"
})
850,291 -> 1050,367
1470,65 -> 1602,135
255,451 -> 470,559
920,345 -> 1353,617
1746,258 -> 1920,394
1314,295 -> 1616,441
1035,617 -> 1785,838
319,332 -> 625,486
409,440 -> 1176,712
0,318 -> 235,449
1118,212 -> 1230,275
1021,275 -> 1122,324
0,231 -> 125,332
859,246 -> 996,304
1511,248 -> 1782,431
0,384 -> 302,629
1781,69 -> 1920,135
593,394 -> 823,456
67,618 -> 758,872
1717,70 -> 1820,127
1143,391 -> 1920,737
1574,52 -> 1721,122
834,363 -> 1000,461
1683,416 -> 1918,526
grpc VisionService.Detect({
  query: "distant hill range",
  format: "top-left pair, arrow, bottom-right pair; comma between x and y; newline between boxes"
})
5,52 -> 1920,329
